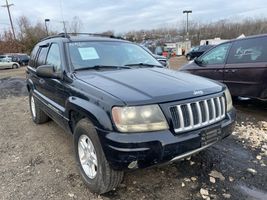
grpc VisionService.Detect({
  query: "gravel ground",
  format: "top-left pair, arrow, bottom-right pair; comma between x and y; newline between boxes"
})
0,61 -> 266,200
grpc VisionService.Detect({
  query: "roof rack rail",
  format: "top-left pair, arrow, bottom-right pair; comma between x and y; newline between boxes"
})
67,33 -> 125,40
41,33 -> 70,41
40,32 -> 125,42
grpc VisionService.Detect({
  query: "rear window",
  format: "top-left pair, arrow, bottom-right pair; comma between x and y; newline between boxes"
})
227,37 -> 267,64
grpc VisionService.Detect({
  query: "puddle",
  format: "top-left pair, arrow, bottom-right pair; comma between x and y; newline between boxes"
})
0,77 -> 27,99
238,185 -> 267,200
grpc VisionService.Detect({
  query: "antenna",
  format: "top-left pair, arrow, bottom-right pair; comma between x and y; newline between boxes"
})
59,0 -> 67,37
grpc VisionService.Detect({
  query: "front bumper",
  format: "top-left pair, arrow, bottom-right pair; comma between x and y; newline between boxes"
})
97,109 -> 236,170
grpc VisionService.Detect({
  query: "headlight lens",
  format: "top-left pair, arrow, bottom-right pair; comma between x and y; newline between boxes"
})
224,88 -> 233,112
112,105 -> 169,132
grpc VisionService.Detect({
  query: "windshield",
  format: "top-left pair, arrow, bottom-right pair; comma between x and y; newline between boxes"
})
68,41 -> 161,70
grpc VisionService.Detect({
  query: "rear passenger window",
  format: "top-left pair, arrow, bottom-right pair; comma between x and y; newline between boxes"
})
36,47 -> 48,67
227,37 -> 267,64
29,46 -> 39,68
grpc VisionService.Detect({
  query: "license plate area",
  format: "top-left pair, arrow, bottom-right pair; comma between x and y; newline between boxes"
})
201,126 -> 222,146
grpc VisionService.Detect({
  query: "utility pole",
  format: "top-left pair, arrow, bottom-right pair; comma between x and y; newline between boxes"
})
182,10 -> 192,40
1,0 -> 16,40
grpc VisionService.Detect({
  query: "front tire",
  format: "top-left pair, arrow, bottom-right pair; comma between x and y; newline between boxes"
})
186,55 -> 191,60
12,64 -> 18,69
74,119 -> 124,194
29,91 -> 50,124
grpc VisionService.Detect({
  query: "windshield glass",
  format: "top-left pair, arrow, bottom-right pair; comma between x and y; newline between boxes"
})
68,41 -> 161,70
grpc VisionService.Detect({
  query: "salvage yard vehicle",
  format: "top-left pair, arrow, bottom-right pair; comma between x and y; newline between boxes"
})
26,33 -> 236,194
180,34 -> 267,100
13,54 -> 30,66
141,45 -> 169,67
0,59 -> 20,69
186,45 -> 214,60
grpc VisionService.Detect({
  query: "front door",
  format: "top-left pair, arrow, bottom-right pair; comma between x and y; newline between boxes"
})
192,43 -> 231,82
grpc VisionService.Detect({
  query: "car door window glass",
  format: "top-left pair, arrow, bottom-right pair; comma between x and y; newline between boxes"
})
227,37 -> 267,64
200,43 -> 231,65
37,47 -> 48,67
29,46 -> 39,67
46,44 -> 61,72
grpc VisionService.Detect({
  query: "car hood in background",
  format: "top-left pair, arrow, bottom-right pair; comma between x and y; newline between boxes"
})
179,60 -> 200,71
75,68 -> 224,105
153,54 -> 167,60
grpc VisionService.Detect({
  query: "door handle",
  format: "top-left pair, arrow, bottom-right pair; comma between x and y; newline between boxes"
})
216,69 -> 223,73
225,69 -> 237,73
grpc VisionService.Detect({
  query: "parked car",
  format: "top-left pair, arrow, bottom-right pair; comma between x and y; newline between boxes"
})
180,34 -> 267,100
141,45 -> 169,67
0,55 -> 13,62
14,54 -> 30,66
0,59 -> 20,69
186,45 -> 214,60
26,33 -> 235,194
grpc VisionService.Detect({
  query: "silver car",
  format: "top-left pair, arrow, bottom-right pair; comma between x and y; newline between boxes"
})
0,59 -> 20,69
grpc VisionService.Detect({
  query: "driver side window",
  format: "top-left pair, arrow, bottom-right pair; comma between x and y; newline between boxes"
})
200,43 -> 231,65
46,43 -> 61,72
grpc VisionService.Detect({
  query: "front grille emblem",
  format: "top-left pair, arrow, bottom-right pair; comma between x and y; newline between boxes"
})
193,90 -> 204,96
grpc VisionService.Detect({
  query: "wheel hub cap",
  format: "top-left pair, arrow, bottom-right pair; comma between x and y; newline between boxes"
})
78,135 -> 98,179
31,96 -> 36,118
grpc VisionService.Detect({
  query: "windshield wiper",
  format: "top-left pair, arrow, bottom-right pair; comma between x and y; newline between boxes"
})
74,65 -> 131,71
125,63 -> 163,68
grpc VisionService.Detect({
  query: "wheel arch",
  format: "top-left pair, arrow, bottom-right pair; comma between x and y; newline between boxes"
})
66,97 -> 113,134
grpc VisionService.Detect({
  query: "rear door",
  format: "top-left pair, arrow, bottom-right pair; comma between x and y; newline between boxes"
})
191,43 -> 231,82
224,37 -> 267,98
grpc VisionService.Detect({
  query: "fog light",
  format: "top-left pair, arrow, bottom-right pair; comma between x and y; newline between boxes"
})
128,160 -> 138,169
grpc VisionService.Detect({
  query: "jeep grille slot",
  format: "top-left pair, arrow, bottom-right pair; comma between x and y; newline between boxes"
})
170,96 -> 226,133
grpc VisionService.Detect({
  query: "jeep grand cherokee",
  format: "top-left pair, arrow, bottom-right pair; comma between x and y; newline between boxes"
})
26,33 -> 236,194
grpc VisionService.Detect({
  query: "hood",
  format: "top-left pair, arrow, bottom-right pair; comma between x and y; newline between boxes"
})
153,54 -> 167,60
179,60 -> 199,71
75,68 -> 224,105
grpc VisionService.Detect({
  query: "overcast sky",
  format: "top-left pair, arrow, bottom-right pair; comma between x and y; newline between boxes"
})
1,0 -> 267,33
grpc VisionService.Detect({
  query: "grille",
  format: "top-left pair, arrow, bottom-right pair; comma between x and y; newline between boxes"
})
170,96 -> 226,133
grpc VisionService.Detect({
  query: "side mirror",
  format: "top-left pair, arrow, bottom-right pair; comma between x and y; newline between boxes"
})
36,65 -> 61,79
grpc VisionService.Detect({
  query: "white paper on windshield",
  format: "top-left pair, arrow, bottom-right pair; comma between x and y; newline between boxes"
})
78,47 -> 99,60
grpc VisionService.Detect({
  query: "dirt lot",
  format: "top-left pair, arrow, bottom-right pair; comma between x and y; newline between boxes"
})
0,59 -> 266,200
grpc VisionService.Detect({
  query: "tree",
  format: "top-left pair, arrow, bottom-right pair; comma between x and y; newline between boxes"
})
16,16 -> 48,53
68,16 -> 83,33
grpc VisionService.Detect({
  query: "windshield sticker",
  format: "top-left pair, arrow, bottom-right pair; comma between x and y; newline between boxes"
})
78,47 -> 99,60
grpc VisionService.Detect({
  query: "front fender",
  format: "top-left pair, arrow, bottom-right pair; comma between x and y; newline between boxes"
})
26,78 -> 35,92
65,96 -> 113,131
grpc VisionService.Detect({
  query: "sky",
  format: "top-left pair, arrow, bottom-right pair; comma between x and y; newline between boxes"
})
0,0 -> 267,34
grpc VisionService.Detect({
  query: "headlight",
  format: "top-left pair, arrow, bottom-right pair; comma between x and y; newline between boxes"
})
224,88 -> 233,112
112,105 -> 169,132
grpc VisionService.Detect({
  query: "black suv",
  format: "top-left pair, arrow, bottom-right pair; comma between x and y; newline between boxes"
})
26,33 -> 236,194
